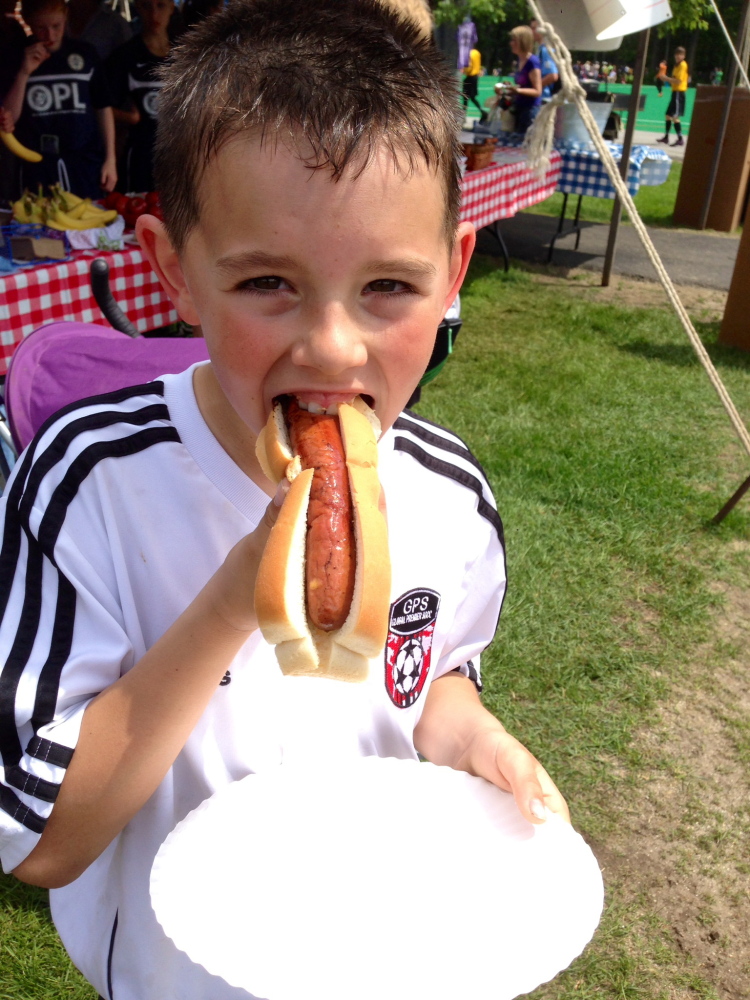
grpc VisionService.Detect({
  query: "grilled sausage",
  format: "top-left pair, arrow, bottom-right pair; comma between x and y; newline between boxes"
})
286,400 -> 356,631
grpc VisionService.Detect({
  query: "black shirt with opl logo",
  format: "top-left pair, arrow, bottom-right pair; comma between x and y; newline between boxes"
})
15,38 -> 113,197
106,35 -> 165,193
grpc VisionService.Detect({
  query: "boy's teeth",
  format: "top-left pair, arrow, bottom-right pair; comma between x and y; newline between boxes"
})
293,398 -> 341,416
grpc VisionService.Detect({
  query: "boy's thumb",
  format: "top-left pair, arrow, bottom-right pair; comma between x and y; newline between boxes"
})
259,479 -> 289,532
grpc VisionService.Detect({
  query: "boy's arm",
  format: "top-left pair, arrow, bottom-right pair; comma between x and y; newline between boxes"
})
413,672 -> 570,826
12,489 -> 284,890
3,42 -> 49,124
95,107 -> 117,191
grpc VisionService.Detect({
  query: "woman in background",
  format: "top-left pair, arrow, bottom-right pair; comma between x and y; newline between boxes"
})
508,25 -> 541,135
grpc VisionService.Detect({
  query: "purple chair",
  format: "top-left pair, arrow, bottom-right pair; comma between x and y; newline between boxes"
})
5,321 -> 209,453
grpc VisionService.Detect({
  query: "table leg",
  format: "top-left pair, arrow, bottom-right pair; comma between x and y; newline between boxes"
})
573,195 -> 584,251
547,192 -> 569,263
485,221 -> 509,272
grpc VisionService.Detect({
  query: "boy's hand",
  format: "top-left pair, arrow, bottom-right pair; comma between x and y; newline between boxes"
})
22,41 -> 49,76
207,481 -> 288,635
0,107 -> 14,132
459,724 -> 570,826
413,673 -> 570,827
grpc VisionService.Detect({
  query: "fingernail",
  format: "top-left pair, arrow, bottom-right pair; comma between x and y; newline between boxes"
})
529,798 -> 547,821
273,480 -> 289,507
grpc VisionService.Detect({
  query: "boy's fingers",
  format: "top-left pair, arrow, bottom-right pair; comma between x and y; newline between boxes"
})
491,734 -> 571,826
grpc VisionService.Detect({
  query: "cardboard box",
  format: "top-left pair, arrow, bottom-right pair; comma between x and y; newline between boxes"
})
720,218 -> 750,350
672,85 -> 750,233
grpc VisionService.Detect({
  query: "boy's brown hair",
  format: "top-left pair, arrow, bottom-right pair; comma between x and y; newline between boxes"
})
154,0 -> 462,252
674,46 -> 686,57
21,0 -> 66,19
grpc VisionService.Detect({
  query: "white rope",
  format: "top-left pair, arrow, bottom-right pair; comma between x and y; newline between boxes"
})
708,0 -> 750,90
523,0 -> 750,459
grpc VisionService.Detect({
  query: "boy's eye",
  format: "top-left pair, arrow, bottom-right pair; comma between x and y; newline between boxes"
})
365,279 -> 412,294
240,276 -> 288,292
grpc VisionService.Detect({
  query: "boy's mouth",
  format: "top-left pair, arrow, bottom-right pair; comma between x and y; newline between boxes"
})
274,392 -> 376,416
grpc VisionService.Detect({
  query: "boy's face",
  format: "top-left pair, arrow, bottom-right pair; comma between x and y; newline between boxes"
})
674,52 -> 685,63
142,138 -> 474,454
28,7 -> 67,51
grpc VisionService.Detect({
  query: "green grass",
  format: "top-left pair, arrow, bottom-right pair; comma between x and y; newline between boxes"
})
524,160 -> 682,229
2,258 -> 749,996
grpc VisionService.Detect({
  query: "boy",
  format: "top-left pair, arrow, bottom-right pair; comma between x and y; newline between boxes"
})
657,46 -> 689,147
0,2 -> 568,998
1,0 -> 116,196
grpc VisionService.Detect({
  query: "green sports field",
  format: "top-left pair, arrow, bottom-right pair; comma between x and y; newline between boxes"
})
466,78 -> 695,135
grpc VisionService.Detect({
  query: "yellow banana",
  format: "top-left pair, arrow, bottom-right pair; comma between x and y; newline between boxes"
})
80,208 -> 117,225
48,206 -> 110,230
68,199 -> 93,219
0,130 -> 42,163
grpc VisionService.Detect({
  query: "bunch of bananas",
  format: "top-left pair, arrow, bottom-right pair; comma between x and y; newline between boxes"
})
12,185 -> 118,230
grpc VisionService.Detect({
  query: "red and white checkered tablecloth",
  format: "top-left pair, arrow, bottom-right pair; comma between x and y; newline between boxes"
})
459,149 -> 562,231
0,246 -> 178,376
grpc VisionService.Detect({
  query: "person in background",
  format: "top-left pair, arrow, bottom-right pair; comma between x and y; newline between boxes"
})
507,25 -> 541,135
2,0 -> 116,196
67,0 -> 132,61
655,57 -> 667,96
461,43 -> 485,120
0,0 -> 29,200
530,18 -> 558,100
106,0 -> 173,192
657,46 -> 688,147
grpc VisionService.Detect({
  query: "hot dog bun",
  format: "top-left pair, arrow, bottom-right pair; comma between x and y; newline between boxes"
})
254,398 -> 390,681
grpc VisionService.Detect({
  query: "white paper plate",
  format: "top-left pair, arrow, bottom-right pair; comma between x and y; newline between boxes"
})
151,757 -> 603,1000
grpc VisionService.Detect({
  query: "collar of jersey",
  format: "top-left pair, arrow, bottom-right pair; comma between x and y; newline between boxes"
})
161,361 -> 269,524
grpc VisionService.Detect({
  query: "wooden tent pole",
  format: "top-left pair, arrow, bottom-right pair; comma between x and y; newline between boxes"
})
601,27 -> 650,287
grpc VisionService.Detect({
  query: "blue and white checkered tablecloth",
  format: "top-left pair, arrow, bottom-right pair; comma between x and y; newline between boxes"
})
555,140 -> 672,199
488,134 -> 672,199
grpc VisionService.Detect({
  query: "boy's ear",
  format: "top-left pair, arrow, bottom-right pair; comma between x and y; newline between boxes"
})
445,221 -> 476,313
136,215 -> 201,326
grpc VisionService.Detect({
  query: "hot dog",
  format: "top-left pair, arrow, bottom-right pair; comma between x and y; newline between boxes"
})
254,395 -> 390,681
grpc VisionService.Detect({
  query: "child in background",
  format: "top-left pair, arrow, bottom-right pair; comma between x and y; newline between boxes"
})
0,3 -> 574,998
1,0 -> 116,195
655,58 -> 668,95
657,46 -> 689,146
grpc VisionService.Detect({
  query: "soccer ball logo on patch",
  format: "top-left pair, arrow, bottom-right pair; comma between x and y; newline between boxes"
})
68,53 -> 84,71
385,588 -> 440,708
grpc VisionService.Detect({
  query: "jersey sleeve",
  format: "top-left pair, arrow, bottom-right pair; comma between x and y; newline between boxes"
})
0,457 -> 133,873
431,479 -> 506,693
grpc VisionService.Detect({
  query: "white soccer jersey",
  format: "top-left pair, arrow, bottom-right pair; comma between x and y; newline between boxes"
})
0,364 -> 506,1000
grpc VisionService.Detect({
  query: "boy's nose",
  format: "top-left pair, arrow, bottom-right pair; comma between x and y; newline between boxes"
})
291,307 -> 368,376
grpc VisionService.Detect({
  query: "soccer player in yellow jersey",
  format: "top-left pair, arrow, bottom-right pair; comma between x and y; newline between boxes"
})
657,46 -> 689,147
462,46 -> 485,120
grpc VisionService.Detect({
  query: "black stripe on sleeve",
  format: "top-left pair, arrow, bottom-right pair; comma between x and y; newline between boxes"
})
4,764 -> 60,802
449,660 -> 483,693
26,736 -> 74,768
393,415 -> 489,479
393,436 -> 504,548
0,783 -> 46,834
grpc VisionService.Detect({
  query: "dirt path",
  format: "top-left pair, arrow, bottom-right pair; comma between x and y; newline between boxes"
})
593,564 -> 750,999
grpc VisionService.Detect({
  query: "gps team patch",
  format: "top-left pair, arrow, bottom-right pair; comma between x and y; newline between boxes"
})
384,588 -> 440,708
